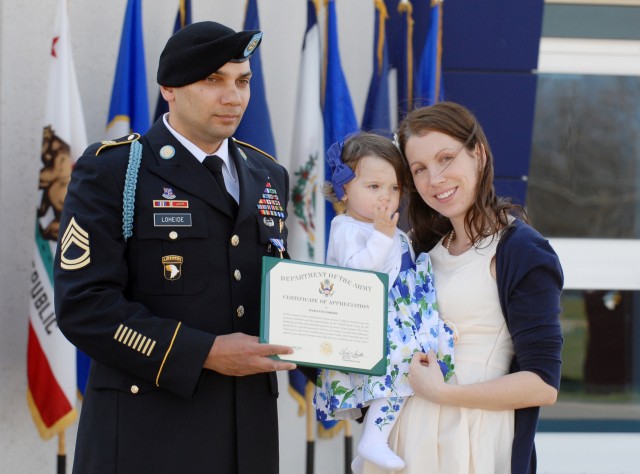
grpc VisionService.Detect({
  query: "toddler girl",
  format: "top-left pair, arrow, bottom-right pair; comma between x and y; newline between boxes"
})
314,132 -> 456,472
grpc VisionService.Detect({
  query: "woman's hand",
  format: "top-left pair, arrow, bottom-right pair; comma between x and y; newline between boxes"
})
409,351 -> 559,410
408,350 -> 448,403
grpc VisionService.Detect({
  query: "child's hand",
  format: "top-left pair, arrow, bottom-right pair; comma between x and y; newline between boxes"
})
373,205 -> 399,238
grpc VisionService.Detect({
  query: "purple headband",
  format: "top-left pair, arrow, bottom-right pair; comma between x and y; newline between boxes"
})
326,141 -> 355,200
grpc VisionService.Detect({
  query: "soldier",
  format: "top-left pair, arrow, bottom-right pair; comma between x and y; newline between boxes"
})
55,21 -> 296,474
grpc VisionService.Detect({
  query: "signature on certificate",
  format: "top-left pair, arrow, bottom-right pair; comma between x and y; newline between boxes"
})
339,348 -> 364,361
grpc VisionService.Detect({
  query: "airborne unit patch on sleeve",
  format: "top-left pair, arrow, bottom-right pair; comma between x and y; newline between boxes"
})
60,216 -> 91,270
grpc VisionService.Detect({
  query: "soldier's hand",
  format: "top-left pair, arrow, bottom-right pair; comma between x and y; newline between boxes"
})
204,332 -> 297,376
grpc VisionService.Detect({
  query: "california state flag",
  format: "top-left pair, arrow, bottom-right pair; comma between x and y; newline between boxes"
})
27,0 -> 87,439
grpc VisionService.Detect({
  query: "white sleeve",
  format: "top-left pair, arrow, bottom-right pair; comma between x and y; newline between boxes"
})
326,219 -> 395,273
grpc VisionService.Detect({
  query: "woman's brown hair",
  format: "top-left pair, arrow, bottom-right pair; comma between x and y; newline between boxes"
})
396,101 -> 525,253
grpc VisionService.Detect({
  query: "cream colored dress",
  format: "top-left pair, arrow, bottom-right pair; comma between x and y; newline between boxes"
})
362,235 -> 515,474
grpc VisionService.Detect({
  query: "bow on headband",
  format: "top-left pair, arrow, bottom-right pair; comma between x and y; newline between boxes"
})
326,141 -> 355,200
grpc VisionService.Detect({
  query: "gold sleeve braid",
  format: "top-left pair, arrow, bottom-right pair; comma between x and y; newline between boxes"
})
155,321 -> 182,387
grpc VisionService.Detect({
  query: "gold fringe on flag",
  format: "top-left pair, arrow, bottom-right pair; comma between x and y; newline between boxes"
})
26,389 -> 77,440
288,380 -> 310,416
318,419 -> 345,439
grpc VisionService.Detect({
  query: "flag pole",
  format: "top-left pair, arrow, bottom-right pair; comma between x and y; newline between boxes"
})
305,383 -> 315,474
433,0 -> 444,103
57,432 -> 66,474
397,0 -> 414,111
343,420 -> 352,473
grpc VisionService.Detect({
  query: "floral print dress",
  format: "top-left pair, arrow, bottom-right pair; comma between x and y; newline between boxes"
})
315,248 -> 456,423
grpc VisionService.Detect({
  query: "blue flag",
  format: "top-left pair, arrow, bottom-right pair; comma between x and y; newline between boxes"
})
234,0 -> 276,157
415,0 -> 444,107
362,0 -> 444,132
323,0 -> 359,252
361,0 -> 391,132
106,0 -> 149,137
154,0 -> 192,121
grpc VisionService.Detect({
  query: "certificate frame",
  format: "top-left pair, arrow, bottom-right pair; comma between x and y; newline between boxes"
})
260,256 -> 388,375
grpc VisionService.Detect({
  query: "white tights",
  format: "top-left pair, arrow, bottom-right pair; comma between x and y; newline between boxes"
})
352,396 -> 406,472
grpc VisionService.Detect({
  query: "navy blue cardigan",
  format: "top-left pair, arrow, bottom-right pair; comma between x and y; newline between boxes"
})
496,219 -> 564,474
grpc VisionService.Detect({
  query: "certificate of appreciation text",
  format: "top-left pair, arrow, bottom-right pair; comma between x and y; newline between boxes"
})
260,257 -> 388,375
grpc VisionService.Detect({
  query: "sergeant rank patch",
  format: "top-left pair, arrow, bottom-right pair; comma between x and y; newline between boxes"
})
60,217 -> 91,270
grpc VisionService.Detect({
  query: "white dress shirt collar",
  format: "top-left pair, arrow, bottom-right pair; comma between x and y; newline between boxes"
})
162,113 -> 237,181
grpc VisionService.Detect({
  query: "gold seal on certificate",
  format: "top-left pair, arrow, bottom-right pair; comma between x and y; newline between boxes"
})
260,256 -> 388,375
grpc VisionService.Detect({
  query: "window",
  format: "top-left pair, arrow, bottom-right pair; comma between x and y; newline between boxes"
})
528,14 -> 640,431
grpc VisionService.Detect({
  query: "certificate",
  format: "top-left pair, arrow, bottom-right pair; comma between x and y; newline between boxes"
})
260,256 -> 388,375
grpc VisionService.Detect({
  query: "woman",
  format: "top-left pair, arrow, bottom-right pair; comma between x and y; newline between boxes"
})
361,102 -> 563,474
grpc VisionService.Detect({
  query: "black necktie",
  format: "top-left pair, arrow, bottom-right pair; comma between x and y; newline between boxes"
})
203,155 -> 238,215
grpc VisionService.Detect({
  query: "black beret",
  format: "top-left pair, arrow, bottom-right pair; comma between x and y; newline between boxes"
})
157,21 -> 263,87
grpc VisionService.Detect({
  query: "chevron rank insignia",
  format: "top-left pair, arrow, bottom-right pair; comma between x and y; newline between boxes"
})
60,217 -> 91,270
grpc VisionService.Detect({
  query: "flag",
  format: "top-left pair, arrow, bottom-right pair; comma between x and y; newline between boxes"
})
27,0 -> 87,439
287,0 -> 325,264
362,0 -> 413,131
287,0 -> 345,439
361,0 -> 392,132
323,0 -> 359,250
233,0 -> 276,157
319,0 -> 359,438
107,0 -> 149,137
287,0 -> 324,429
414,0 -> 444,107
361,0 -> 444,132
153,0 -> 192,121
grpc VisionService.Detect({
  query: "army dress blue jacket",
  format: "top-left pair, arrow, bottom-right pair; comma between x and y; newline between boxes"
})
54,118 -> 289,474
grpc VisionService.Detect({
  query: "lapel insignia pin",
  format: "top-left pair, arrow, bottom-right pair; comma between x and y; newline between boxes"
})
159,145 -> 176,160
